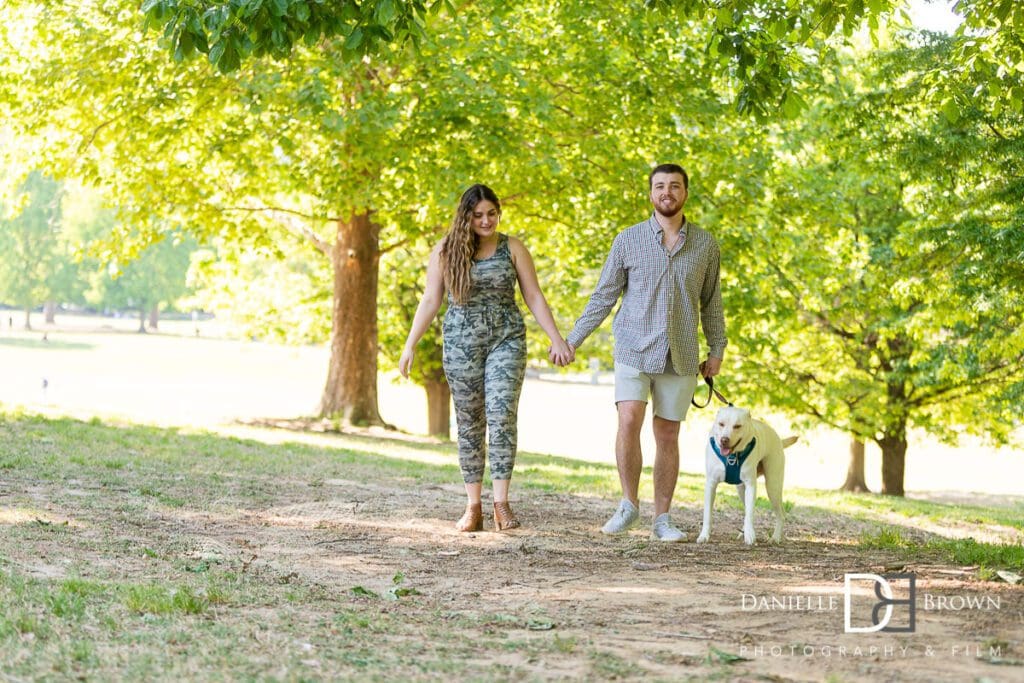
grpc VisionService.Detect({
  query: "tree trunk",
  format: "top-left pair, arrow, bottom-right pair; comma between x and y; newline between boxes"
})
425,377 -> 451,439
23,307 -> 32,330
318,212 -> 385,426
137,308 -> 147,333
878,427 -> 907,496
148,303 -> 160,331
43,301 -> 57,324
840,437 -> 870,492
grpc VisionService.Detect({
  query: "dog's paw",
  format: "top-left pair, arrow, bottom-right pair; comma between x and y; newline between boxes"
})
696,531 -> 710,544
770,532 -> 783,544
743,527 -> 756,545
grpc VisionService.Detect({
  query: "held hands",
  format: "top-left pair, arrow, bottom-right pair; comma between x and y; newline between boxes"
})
548,339 -> 575,367
699,356 -> 722,378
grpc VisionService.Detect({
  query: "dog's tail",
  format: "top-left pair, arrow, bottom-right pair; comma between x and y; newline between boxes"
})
782,436 -> 799,448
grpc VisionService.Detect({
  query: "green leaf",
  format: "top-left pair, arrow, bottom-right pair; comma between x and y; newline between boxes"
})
941,98 -> 961,123
781,90 -> 808,119
705,32 -> 721,57
349,586 -> 378,598
1010,86 -> 1024,111
385,586 -> 421,600
193,29 -> 209,54
770,19 -> 789,41
345,27 -> 364,50
173,30 -> 195,62
220,44 -> 241,72
208,39 -> 226,66
377,0 -> 397,25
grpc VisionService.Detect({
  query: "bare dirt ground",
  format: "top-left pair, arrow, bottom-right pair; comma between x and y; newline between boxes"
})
113,475 -> 1024,681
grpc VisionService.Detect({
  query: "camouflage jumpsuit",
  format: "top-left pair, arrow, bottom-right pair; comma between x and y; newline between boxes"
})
443,234 -> 528,484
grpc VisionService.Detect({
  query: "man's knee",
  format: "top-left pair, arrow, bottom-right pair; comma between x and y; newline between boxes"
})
652,415 -> 681,443
617,401 -> 646,434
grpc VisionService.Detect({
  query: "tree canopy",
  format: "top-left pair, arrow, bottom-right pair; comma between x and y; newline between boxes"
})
722,33 -> 1024,494
143,1 -> 1024,119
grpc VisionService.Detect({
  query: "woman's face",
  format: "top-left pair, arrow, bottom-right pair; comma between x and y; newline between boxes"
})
469,199 -> 500,238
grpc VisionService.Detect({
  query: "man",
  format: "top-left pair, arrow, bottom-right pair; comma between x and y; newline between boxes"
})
559,163 -> 726,541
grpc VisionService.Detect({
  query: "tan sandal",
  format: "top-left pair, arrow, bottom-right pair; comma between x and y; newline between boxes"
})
493,501 -> 520,531
455,503 -> 483,532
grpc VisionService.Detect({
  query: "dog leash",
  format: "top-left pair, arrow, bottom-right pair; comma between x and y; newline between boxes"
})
691,375 -> 733,408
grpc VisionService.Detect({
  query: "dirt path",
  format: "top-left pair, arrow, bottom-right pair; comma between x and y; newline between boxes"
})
143,479 -> 1023,681
2,415 -> 1021,680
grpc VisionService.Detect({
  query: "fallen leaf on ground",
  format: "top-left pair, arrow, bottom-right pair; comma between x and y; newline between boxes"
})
995,570 -> 1021,584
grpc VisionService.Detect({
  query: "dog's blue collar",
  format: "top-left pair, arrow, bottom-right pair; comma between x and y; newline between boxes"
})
709,437 -> 757,485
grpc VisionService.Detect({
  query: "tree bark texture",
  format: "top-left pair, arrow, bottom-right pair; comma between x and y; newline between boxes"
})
841,437 -> 870,492
137,308 -> 147,333
43,301 -> 56,324
425,378 -> 451,439
879,375 -> 908,496
879,428 -> 907,496
318,212 -> 385,425
148,303 -> 160,330
23,307 -> 32,330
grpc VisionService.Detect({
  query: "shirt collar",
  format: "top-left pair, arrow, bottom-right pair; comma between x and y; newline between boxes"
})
648,214 -> 688,236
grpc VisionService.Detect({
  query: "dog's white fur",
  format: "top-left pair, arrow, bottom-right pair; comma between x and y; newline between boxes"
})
696,406 -> 797,545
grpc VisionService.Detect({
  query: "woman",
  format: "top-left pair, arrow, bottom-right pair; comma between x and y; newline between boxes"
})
399,184 -> 573,532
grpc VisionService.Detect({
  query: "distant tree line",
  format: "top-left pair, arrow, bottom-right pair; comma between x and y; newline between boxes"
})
0,173 -> 198,332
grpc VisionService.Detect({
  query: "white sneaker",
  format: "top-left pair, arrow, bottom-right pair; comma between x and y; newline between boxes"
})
601,499 -> 639,534
651,513 -> 687,542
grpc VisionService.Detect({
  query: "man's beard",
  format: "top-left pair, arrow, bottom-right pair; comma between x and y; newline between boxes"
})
656,200 -> 682,218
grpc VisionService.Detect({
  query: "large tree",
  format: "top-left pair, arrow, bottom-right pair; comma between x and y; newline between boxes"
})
725,34 -> 1024,495
4,0 -> 769,430
2,0 -> 562,426
165,0 -> 764,437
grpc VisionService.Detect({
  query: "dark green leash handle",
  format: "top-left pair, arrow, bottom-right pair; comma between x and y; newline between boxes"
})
691,375 -> 733,408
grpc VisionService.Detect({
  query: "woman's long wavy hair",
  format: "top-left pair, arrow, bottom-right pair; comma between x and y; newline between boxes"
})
441,184 -> 501,305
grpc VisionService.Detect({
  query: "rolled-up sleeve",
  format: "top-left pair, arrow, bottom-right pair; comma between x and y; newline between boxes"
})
699,239 -> 727,358
567,236 -> 625,349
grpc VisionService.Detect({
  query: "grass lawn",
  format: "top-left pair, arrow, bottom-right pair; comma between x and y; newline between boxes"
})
1,410 -> 1022,681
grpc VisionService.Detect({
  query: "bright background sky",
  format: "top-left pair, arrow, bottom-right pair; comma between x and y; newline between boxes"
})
907,0 -> 963,33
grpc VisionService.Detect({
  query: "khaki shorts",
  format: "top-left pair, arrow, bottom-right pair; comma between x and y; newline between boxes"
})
614,362 -> 698,422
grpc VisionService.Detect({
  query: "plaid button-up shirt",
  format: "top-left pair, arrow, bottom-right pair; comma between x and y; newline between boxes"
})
566,215 -> 727,375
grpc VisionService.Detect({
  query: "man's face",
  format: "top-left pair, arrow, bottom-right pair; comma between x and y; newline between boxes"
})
649,172 -> 688,218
